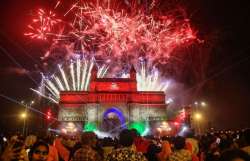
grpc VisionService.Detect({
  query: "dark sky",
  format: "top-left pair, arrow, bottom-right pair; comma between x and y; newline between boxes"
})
0,0 -> 250,132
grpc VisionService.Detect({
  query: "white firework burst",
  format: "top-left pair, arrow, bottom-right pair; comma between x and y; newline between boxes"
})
136,64 -> 170,92
31,58 -> 109,103
122,62 -> 170,92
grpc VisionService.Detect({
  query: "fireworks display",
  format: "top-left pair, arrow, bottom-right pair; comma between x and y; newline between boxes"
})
32,57 -> 168,103
25,0 -> 197,64
31,58 -> 108,103
136,63 -> 170,92
24,0 -> 198,104
24,9 -> 61,40
122,62 -> 170,92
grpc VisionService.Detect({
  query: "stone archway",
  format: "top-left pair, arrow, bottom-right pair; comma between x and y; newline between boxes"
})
101,108 -> 126,134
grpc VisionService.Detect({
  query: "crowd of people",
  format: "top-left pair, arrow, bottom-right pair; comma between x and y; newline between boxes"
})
0,128 -> 250,161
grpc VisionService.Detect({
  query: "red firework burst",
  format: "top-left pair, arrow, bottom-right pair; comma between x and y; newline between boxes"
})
25,0 -> 197,65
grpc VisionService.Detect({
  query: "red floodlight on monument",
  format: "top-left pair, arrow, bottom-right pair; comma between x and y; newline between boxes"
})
46,109 -> 52,120
58,66 -> 168,135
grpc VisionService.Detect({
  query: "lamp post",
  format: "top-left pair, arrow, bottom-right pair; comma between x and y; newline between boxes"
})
20,112 -> 27,135
21,100 -> 34,136
193,101 -> 207,135
194,101 -> 207,109
26,100 -> 34,135
194,112 -> 202,135
201,102 -> 207,107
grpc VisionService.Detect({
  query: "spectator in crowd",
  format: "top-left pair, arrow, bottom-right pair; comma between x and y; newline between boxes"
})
54,133 -> 79,161
168,136 -> 192,161
0,135 -> 28,161
185,130 -> 199,155
131,129 -> 150,154
105,129 -> 147,161
72,132 -> 101,161
1,128 -> 250,161
242,129 -> 250,155
101,137 -> 115,159
220,149 -> 250,161
202,135 -> 220,161
145,139 -> 162,161
157,137 -> 172,161
24,135 -> 37,150
219,138 -> 235,153
29,141 -> 49,161
44,135 -> 59,161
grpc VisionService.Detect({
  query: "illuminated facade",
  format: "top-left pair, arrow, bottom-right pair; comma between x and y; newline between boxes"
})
58,66 -> 167,133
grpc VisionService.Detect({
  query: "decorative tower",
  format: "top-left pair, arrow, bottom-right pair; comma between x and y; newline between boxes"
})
89,64 -> 98,91
91,65 -> 98,80
130,65 -> 137,81
129,65 -> 137,91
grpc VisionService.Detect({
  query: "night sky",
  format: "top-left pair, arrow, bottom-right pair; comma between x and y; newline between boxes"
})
0,0 -> 250,133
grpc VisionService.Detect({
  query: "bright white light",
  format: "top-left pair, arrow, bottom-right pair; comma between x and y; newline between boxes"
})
31,58 -> 108,103
157,128 -> 162,132
136,65 -> 169,92
166,98 -> 174,104
61,128 -> 67,134
48,128 -> 61,133
160,122 -> 171,131
178,126 -> 188,136
94,130 -> 112,138
162,121 -> 167,126
194,113 -> 202,120
32,58 -> 170,103
201,102 -> 207,107
122,62 -> 170,93
3,137 -> 7,142
60,122 -> 78,133
194,101 -> 198,105
67,122 -> 75,128
20,113 -> 27,119
141,127 -> 150,136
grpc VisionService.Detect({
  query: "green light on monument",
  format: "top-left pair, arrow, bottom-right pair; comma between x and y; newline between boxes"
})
84,122 -> 97,132
128,121 -> 146,135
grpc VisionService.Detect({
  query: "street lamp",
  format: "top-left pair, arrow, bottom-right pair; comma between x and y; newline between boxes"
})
194,113 -> 202,120
20,112 -> 27,135
25,100 -> 34,135
194,101 -> 207,107
193,101 -> 208,134
20,112 -> 27,119
201,102 -> 207,107
19,100 -> 34,136
194,112 -> 202,135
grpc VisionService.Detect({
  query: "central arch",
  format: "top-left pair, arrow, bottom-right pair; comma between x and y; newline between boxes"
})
102,108 -> 126,132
